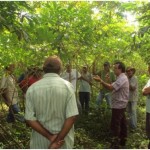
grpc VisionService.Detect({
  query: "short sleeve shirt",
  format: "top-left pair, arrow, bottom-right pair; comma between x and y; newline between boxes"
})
61,69 -> 81,91
79,72 -> 92,93
25,73 -> 79,149
144,79 -> 150,113
112,73 -> 129,109
0,73 -> 18,105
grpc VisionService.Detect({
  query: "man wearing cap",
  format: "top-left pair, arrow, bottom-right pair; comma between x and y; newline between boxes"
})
25,56 -> 79,149
93,61 -> 116,108
78,66 -> 92,115
0,64 -> 24,123
126,67 -> 138,130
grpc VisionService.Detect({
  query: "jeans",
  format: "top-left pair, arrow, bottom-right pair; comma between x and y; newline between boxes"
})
96,91 -> 111,108
7,104 -> 21,123
127,101 -> 137,129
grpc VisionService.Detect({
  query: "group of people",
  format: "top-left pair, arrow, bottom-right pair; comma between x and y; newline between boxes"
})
0,55 -> 150,149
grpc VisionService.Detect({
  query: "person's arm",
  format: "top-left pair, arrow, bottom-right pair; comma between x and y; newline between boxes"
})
25,90 -> 58,146
1,88 -> 11,106
0,76 -> 11,106
142,87 -> 150,96
142,80 -> 150,96
49,90 -> 79,149
130,77 -> 137,91
78,76 -> 92,85
26,120 -> 57,142
49,115 -> 78,149
93,75 -> 114,91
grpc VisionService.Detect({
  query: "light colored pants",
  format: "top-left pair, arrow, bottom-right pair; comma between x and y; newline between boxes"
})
96,91 -> 111,108
127,101 -> 137,129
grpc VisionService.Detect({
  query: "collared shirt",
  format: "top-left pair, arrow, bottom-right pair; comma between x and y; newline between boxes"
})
144,79 -> 150,113
61,69 -> 81,91
112,73 -> 129,109
79,72 -> 92,93
25,73 -> 79,149
0,73 -> 18,105
128,75 -> 138,102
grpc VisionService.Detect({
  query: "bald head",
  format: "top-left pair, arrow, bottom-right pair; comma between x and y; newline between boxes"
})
43,55 -> 62,74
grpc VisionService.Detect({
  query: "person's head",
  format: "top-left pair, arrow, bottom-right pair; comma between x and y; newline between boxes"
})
66,64 -> 72,73
82,66 -> 88,73
43,55 -> 62,74
103,61 -> 110,72
126,67 -> 136,78
113,61 -> 125,76
5,64 -> 15,74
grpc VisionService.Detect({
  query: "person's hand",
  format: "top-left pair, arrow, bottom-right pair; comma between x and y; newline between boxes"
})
49,140 -> 64,149
105,74 -> 110,82
93,75 -> 102,82
49,134 -> 58,143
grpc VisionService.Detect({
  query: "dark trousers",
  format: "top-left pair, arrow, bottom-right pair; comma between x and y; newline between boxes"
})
79,92 -> 90,113
146,113 -> 150,139
146,113 -> 150,149
7,104 -> 20,123
110,108 -> 127,148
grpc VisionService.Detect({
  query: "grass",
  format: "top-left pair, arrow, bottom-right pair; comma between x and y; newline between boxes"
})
0,97 -> 149,149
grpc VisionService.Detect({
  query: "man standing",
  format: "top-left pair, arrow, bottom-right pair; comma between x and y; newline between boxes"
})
78,66 -> 92,114
25,56 -> 79,149
142,64 -> 150,149
93,61 -> 129,148
61,64 -> 81,92
126,67 -> 138,130
93,61 -> 115,108
61,64 -> 81,113
0,64 -> 24,123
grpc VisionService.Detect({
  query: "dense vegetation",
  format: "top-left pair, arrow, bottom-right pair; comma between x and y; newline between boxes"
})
0,1 -> 150,149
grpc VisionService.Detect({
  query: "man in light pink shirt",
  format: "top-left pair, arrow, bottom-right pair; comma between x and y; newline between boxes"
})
93,61 -> 129,148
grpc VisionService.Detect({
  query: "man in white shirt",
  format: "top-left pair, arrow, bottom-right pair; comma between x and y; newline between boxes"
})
61,64 -> 82,113
61,64 -> 81,92
25,56 -> 79,149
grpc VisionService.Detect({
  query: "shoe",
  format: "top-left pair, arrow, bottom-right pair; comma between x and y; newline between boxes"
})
109,143 -> 120,149
148,141 -> 150,149
110,138 -> 120,149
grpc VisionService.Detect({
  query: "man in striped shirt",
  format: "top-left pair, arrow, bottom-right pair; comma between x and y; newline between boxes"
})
25,56 -> 79,149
